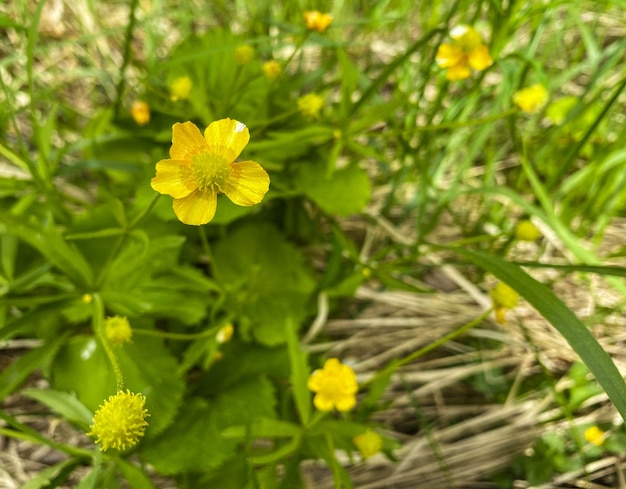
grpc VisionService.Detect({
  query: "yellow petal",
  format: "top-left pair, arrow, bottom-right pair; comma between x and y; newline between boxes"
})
468,45 -> 492,71
446,62 -> 471,81
204,118 -> 250,162
170,122 -> 208,160
313,394 -> 334,412
450,25 -> 482,50
335,395 -> 356,412
172,189 -> 218,226
151,159 -> 196,199
222,160 -> 270,206
435,44 -> 463,68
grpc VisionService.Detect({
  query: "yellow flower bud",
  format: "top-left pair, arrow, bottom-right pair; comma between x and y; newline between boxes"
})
234,44 -> 255,65
170,76 -> 192,101
104,316 -> 132,346
88,390 -> 149,451
303,11 -> 333,33
513,84 -> 549,114
584,426 -> 605,446
515,220 -> 542,241
262,60 -> 281,79
81,294 -> 93,304
353,430 -> 382,458
297,93 -> 324,120
216,323 -> 234,344
489,282 -> 519,324
130,100 -> 150,126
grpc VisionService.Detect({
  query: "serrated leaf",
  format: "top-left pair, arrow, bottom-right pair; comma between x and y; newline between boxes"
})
295,162 -> 371,216
212,223 -> 316,345
142,376 -> 276,474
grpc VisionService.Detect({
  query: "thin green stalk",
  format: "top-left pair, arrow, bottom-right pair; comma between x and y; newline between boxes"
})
92,294 -> 124,391
113,0 -> 140,118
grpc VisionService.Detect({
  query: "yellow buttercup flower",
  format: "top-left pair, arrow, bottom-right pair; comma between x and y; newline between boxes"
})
490,282 -> 519,324
88,390 -> 149,451
584,426 -> 605,446
303,11 -> 333,33
262,60 -> 281,79
104,316 -> 132,346
307,358 -> 358,412
130,100 -> 150,126
216,323 -> 234,344
353,430 -> 383,458
298,93 -> 324,120
435,25 -> 492,81
151,119 -> 270,226
515,220 -> 542,241
234,44 -> 255,65
170,76 -> 192,101
513,84 -> 549,114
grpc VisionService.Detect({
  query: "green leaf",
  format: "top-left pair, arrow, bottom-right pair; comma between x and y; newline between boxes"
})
212,223 -> 316,345
294,162 -> 371,216
285,318 -> 311,425
20,459 -> 82,489
222,418 -> 303,439
117,459 -> 157,489
142,376 -> 275,474
23,389 -> 93,428
0,334 -> 67,401
50,334 -> 184,436
455,248 -> 626,423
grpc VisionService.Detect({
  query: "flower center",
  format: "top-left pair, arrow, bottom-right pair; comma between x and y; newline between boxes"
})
190,151 -> 231,192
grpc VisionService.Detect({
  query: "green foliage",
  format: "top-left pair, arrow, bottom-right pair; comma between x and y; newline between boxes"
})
2,1 -> 626,488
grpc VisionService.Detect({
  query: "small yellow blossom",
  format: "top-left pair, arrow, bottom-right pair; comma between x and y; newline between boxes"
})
515,220 -> 542,242
151,119 -> 270,226
262,60 -> 281,79
234,44 -> 255,65
490,282 -> 519,324
170,76 -> 192,101
298,93 -> 324,120
130,100 -> 150,126
307,358 -> 358,412
104,316 -> 132,346
513,84 -> 549,114
216,323 -> 234,344
81,294 -> 93,304
303,11 -> 333,33
435,25 -> 492,81
354,430 -> 383,458
584,426 -> 605,446
88,390 -> 149,451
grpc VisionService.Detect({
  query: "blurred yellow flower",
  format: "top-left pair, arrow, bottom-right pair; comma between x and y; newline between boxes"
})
353,430 -> 382,458
81,293 -> 93,304
307,358 -> 358,412
298,93 -> 324,120
170,76 -> 192,101
515,220 -> 542,241
131,100 -> 150,126
262,60 -> 281,79
435,25 -> 492,81
304,10 -> 333,33
151,119 -> 270,226
234,44 -> 255,65
513,84 -> 549,114
216,323 -> 234,344
584,426 -> 605,446
104,316 -> 132,346
490,282 -> 519,324
88,390 -> 149,451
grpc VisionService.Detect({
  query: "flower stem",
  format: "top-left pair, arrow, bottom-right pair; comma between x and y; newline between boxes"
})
92,293 -> 125,391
